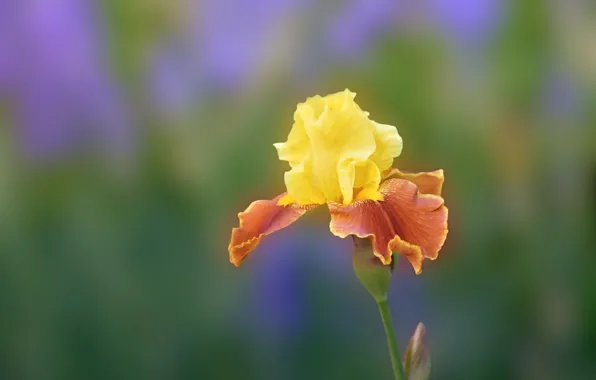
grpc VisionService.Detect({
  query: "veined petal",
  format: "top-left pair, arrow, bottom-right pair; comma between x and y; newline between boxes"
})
383,168 -> 444,196
328,178 -> 448,274
229,193 -> 316,266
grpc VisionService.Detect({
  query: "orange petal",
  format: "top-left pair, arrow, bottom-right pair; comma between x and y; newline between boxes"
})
229,193 -> 316,266
383,168 -> 444,196
328,179 -> 448,274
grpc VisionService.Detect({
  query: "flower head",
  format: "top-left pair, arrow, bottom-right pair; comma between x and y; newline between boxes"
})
229,90 -> 448,273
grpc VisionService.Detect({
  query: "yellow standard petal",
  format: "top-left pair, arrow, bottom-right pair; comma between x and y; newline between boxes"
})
274,89 -> 403,205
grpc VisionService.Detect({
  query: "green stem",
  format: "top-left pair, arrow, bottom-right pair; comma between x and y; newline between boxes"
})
377,300 -> 407,380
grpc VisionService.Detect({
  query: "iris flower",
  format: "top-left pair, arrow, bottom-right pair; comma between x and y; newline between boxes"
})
229,89 -> 448,273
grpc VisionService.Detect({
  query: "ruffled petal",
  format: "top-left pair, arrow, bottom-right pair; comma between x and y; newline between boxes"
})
328,178 -> 448,274
275,89 -> 402,205
369,122 -> 403,172
229,194 -> 316,266
383,168 -> 444,196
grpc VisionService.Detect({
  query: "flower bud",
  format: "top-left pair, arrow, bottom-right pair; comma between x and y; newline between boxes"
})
403,323 -> 430,380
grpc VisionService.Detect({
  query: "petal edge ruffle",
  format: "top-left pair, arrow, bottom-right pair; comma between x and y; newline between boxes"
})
229,194 -> 316,266
383,168 -> 444,196
328,178 -> 448,274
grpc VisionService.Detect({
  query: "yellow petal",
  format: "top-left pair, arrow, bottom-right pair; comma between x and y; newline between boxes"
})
370,122 -> 403,172
337,159 -> 357,205
273,111 -> 309,167
354,160 -> 382,201
283,159 -> 326,205
276,193 -> 295,206
276,89 -> 402,205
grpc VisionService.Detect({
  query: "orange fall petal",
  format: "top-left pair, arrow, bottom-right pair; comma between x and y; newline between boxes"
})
228,194 -> 315,266
328,178 -> 448,274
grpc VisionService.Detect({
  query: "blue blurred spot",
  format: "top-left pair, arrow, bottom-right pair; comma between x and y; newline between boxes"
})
0,0 -> 132,161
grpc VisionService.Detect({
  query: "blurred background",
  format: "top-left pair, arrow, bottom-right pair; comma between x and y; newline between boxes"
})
0,0 -> 595,379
